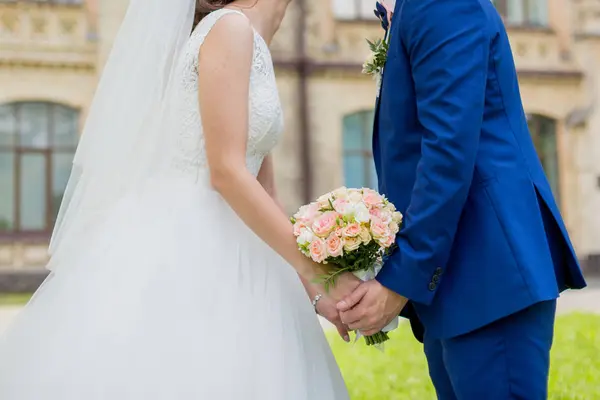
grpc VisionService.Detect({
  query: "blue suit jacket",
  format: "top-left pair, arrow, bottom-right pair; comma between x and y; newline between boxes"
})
374,0 -> 586,340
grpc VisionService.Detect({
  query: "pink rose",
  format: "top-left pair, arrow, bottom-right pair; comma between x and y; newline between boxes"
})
325,234 -> 344,258
370,217 -> 391,239
312,211 -> 339,237
332,198 -> 350,214
309,238 -> 327,263
293,222 -> 307,236
295,203 -> 320,223
369,208 -> 382,219
342,222 -> 361,238
379,210 -> 393,224
334,227 -> 344,237
362,189 -> 384,208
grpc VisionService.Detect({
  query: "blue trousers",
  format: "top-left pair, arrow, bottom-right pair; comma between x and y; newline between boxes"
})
424,300 -> 556,400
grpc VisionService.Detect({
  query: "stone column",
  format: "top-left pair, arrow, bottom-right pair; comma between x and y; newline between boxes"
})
548,0 -> 574,59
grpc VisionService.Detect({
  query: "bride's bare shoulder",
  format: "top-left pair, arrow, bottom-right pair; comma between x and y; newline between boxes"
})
199,11 -> 254,61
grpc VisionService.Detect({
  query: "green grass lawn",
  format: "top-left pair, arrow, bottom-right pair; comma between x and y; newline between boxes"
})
1,294 -> 598,398
328,313 -> 600,400
0,292 -> 32,306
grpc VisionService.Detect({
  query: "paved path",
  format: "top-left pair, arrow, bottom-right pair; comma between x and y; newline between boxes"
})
2,282 -> 599,335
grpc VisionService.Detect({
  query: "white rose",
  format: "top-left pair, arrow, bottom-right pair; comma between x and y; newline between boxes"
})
332,187 -> 349,200
354,203 -> 371,223
348,190 -> 363,204
296,228 -> 314,246
341,202 -> 356,219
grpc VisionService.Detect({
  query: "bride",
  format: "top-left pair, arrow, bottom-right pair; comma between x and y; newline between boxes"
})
0,0 -> 358,398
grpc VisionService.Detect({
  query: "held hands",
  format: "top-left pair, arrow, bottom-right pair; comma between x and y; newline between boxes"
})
312,272 -> 361,342
315,295 -> 350,342
337,280 -> 408,336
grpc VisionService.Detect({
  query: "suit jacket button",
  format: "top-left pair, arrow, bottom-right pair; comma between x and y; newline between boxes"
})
435,267 -> 443,275
428,282 -> 436,291
433,275 -> 440,284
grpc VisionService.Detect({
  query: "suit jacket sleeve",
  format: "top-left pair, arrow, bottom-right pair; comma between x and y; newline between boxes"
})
376,0 -> 491,305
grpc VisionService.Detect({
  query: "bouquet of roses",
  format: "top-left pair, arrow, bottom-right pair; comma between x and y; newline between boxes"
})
291,187 -> 402,345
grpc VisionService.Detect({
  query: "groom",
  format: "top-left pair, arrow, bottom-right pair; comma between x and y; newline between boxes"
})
338,0 -> 587,398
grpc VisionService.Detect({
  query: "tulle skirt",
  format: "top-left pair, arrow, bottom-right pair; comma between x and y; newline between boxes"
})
0,173 -> 349,399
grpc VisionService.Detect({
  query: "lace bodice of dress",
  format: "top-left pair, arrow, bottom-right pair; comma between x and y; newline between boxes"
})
167,9 -> 284,181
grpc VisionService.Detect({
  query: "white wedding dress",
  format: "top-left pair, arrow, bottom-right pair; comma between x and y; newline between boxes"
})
0,9 -> 349,399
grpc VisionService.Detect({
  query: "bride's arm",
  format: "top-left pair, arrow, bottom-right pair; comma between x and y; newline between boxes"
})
257,155 -> 315,293
198,15 -> 358,296
258,156 -> 314,289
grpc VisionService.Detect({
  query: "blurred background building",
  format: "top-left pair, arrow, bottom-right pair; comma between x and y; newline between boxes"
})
1,0 -> 600,287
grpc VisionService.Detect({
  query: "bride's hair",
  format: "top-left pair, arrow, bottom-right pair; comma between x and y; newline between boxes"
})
194,0 -> 236,25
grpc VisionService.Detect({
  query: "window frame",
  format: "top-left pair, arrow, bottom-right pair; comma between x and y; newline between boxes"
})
494,0 -> 549,28
342,110 -> 377,190
0,101 -> 79,241
527,113 -> 560,204
331,0 -> 379,22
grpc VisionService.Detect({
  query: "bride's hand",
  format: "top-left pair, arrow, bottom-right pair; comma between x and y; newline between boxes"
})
321,272 -> 362,303
315,295 -> 350,342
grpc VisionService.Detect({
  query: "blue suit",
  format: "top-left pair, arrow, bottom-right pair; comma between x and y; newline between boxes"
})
373,0 -> 587,398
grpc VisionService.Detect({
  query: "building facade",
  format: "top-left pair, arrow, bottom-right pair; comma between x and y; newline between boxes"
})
1,0 -> 600,274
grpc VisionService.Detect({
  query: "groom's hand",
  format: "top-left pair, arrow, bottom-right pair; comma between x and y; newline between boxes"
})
337,280 -> 408,335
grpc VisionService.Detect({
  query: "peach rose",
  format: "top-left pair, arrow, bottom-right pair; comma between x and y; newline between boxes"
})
342,222 -> 362,238
325,234 -> 344,258
316,193 -> 333,209
392,211 -> 403,224
309,238 -> 327,263
377,233 -> 395,248
312,211 -> 339,237
343,236 -> 362,252
359,226 -> 372,244
362,189 -> 384,208
389,221 -> 400,235
370,217 -> 391,239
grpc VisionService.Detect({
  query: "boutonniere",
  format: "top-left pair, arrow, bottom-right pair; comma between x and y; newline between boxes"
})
362,1 -> 395,86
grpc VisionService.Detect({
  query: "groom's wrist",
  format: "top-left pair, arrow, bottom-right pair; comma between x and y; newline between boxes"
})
376,263 -> 438,306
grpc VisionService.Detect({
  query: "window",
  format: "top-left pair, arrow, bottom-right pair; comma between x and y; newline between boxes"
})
342,110 -> 378,189
331,0 -> 378,20
493,0 -> 549,27
528,114 -> 560,202
0,102 -> 79,237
